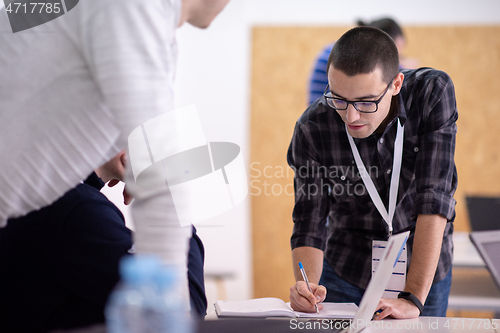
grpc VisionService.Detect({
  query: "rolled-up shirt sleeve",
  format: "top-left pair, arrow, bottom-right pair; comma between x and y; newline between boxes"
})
411,72 -> 458,222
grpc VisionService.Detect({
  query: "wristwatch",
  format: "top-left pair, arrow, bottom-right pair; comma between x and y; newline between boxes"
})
398,292 -> 424,314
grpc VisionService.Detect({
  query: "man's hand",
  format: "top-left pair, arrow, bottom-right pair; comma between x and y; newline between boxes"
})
289,281 -> 327,313
373,297 -> 420,320
95,151 -> 133,205
95,151 -> 126,184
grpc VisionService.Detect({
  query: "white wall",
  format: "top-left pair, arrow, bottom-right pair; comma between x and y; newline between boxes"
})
103,0 -> 500,318
245,0 -> 500,25
174,1 -> 252,317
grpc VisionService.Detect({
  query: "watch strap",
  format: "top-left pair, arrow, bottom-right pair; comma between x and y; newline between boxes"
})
398,292 -> 424,314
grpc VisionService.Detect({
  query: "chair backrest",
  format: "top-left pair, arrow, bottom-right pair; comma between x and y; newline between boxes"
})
466,196 -> 500,231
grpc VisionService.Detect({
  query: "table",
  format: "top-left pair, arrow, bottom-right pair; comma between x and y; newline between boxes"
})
449,232 -> 500,315
364,317 -> 499,332
452,232 -> 484,267
50,317 -> 500,333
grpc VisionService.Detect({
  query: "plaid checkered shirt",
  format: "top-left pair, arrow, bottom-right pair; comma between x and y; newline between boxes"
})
288,68 -> 458,289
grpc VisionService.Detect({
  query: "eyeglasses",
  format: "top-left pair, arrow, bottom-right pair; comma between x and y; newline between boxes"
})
323,79 -> 394,113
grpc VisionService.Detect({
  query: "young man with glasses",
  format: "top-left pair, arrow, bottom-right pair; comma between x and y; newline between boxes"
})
287,27 -> 457,319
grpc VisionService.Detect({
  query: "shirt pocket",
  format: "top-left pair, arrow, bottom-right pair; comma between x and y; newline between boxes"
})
401,135 -> 420,181
327,165 -> 370,203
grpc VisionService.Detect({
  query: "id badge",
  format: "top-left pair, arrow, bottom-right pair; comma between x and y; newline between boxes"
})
372,239 -> 407,299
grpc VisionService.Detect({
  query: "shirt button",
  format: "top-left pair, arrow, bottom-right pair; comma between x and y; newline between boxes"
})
386,169 -> 392,174
340,175 -> 346,181
414,147 -> 419,153
379,138 -> 384,144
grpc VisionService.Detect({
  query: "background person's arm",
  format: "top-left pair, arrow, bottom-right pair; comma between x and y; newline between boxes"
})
83,0 -> 191,304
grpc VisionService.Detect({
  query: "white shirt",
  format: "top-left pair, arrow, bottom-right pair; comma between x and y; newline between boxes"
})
0,0 -> 191,278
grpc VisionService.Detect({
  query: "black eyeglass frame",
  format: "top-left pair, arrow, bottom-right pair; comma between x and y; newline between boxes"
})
323,79 -> 395,113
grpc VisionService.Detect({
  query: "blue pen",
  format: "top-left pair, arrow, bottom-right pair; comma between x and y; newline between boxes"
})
298,262 -> 319,314
373,308 -> 383,319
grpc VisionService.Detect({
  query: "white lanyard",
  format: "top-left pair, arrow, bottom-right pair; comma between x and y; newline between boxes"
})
346,119 -> 404,236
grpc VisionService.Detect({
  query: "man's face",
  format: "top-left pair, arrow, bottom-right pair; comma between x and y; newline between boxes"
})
327,66 -> 403,139
180,0 -> 230,28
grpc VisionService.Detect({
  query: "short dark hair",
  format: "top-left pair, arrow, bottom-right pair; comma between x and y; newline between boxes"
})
356,18 -> 404,40
327,27 -> 399,84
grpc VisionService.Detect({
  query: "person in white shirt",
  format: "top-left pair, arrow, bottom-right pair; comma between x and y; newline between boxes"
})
0,0 -> 230,304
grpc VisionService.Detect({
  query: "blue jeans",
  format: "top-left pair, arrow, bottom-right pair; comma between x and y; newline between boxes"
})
319,258 -> 452,317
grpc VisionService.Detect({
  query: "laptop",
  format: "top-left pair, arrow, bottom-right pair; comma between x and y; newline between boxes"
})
340,231 -> 410,333
469,230 -> 500,291
466,196 -> 500,231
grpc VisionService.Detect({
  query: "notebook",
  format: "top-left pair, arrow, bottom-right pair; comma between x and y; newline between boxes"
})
216,231 -> 409,333
470,230 -> 500,290
215,297 -> 357,319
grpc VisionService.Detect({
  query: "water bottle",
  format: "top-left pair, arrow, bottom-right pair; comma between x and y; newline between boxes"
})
105,255 -> 159,333
150,266 -> 193,333
105,255 -> 193,333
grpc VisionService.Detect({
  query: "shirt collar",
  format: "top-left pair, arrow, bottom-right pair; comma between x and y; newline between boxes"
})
395,93 -> 408,126
376,94 -> 408,139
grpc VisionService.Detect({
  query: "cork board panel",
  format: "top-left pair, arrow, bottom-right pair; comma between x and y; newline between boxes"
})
250,26 -> 500,300
403,26 -> 500,231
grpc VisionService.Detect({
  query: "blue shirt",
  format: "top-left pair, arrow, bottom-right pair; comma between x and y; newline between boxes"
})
308,43 -> 334,105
